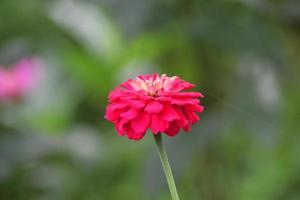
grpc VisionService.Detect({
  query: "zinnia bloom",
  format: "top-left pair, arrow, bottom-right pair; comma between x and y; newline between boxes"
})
0,57 -> 40,102
105,74 -> 204,140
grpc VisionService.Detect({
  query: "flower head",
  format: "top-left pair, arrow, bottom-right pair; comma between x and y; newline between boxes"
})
0,57 -> 40,102
105,74 -> 204,140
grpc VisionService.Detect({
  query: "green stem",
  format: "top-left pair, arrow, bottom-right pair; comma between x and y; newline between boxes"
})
153,133 -> 180,200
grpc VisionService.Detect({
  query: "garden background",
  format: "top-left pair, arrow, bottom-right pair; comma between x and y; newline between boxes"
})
0,0 -> 300,199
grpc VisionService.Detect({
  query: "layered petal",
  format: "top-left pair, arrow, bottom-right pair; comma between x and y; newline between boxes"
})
116,118 -> 129,136
120,108 -> 139,120
145,100 -> 163,114
150,114 -> 170,134
165,122 -> 180,136
160,104 -> 181,121
131,112 -> 151,133
126,124 -> 146,140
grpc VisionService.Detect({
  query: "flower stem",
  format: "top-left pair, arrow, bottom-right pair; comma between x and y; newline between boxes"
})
153,133 -> 180,200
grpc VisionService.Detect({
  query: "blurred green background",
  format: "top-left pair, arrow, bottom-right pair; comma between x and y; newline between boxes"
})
0,0 -> 300,199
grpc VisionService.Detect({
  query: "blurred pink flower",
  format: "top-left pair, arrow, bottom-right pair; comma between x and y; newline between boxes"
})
105,73 -> 204,140
0,57 -> 40,102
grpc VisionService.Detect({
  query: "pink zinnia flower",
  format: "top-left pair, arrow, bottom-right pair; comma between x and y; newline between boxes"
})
105,74 -> 204,140
0,57 -> 40,102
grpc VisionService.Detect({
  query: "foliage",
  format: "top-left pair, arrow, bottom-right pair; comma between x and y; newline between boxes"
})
0,0 -> 300,199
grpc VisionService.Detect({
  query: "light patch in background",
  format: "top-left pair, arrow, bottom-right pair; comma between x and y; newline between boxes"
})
239,56 -> 281,112
102,0 -> 156,37
65,125 -> 102,165
49,0 -> 122,57
252,63 -> 280,111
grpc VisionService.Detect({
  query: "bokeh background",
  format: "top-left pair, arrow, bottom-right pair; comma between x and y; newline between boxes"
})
1,0 -> 300,199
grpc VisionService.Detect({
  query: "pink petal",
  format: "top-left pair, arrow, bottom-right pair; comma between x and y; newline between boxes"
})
184,104 -> 204,112
106,102 -> 128,113
108,88 -> 129,102
167,78 -> 195,92
116,118 -> 129,136
157,96 -> 172,102
131,112 -> 151,133
137,74 -> 158,81
168,92 -> 204,98
105,102 -> 129,122
120,108 -> 139,120
183,125 -> 191,132
183,109 -> 200,124
13,58 -> 40,92
150,114 -> 169,134
173,106 -> 189,127
145,100 -> 163,114
121,79 -> 135,90
127,99 -> 146,109
161,104 -> 181,121
170,98 -> 200,106
105,108 -> 125,122
165,122 -> 180,136
126,124 -> 146,140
